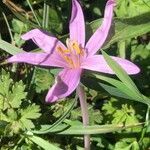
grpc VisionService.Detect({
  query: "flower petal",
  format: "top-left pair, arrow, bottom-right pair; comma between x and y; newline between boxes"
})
85,0 -> 115,55
69,0 -> 85,47
7,52 -> 68,68
46,68 -> 82,103
81,55 -> 140,75
21,29 -> 66,54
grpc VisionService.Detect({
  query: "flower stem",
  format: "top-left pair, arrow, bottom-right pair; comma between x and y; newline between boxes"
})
77,84 -> 90,150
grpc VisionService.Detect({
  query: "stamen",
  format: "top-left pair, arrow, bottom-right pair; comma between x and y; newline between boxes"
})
64,56 -> 74,67
56,39 -> 85,68
57,46 -> 64,55
72,42 -> 81,54
57,46 -> 70,54
57,46 -> 74,67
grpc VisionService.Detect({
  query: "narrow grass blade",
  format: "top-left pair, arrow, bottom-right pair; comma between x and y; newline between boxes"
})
32,97 -> 77,134
101,51 -> 149,105
102,50 -> 140,94
26,0 -> 41,27
27,135 -> 62,150
99,82 -> 133,100
0,39 -> 24,55
53,122 -> 145,135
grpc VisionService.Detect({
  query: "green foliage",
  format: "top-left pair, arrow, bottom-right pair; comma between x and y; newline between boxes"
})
114,140 -> 140,150
46,7 -> 63,33
20,104 -> 41,130
115,0 -> 150,17
102,98 -> 140,127
0,0 -> 150,149
9,81 -> 26,108
12,18 -> 28,34
34,68 -> 54,93
0,39 -> 24,55
27,134 -> 62,150
0,70 -> 41,137
0,70 -> 26,110
88,12 -> 150,49
11,18 -> 28,46
102,98 -> 150,149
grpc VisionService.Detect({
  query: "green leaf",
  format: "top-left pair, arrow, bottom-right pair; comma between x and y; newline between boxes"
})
32,122 -> 145,135
27,134 -> 62,150
0,70 -> 12,98
0,70 -> 28,110
114,141 -> 140,150
21,104 -> 41,119
33,98 -> 77,134
0,120 -> 8,134
7,108 -> 18,121
49,123 -> 145,135
20,104 -> 41,129
34,68 -> 54,93
99,82 -> 132,100
0,39 -> 24,55
90,73 -> 146,104
0,70 -> 27,109
115,0 -> 150,17
20,118 -> 35,130
88,12 -> 150,48
101,51 -> 150,105
47,7 -> 63,33
9,81 -> 26,108
114,140 -> 132,150
102,98 -> 116,115
12,18 -> 28,33
112,104 -> 139,125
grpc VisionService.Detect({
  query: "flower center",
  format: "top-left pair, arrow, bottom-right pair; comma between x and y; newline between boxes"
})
56,39 -> 84,68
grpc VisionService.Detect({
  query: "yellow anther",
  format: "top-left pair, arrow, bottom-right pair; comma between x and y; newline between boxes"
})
57,46 -> 70,54
57,46 -> 64,53
72,42 -> 81,54
56,39 -> 84,68
63,49 -> 70,53
64,56 -> 74,67
56,46 -> 74,67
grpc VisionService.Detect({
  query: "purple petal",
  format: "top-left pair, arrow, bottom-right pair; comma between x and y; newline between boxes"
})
81,55 -> 140,75
45,68 -> 82,103
21,29 -> 66,54
85,0 -> 115,55
69,0 -> 85,47
7,52 -> 68,68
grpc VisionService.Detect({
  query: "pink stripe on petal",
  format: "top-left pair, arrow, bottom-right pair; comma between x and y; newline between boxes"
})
7,52 -> 68,68
85,0 -> 115,55
45,68 -> 82,103
69,0 -> 85,47
21,29 -> 66,54
81,55 -> 140,75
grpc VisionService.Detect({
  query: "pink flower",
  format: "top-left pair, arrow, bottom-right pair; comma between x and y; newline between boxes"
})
7,0 -> 140,102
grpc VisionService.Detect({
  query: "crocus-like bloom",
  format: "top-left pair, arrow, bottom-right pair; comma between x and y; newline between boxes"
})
7,0 -> 140,102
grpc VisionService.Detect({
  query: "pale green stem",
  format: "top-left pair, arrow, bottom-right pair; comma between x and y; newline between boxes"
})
76,84 -> 90,150
139,105 -> 150,145
118,40 -> 126,58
